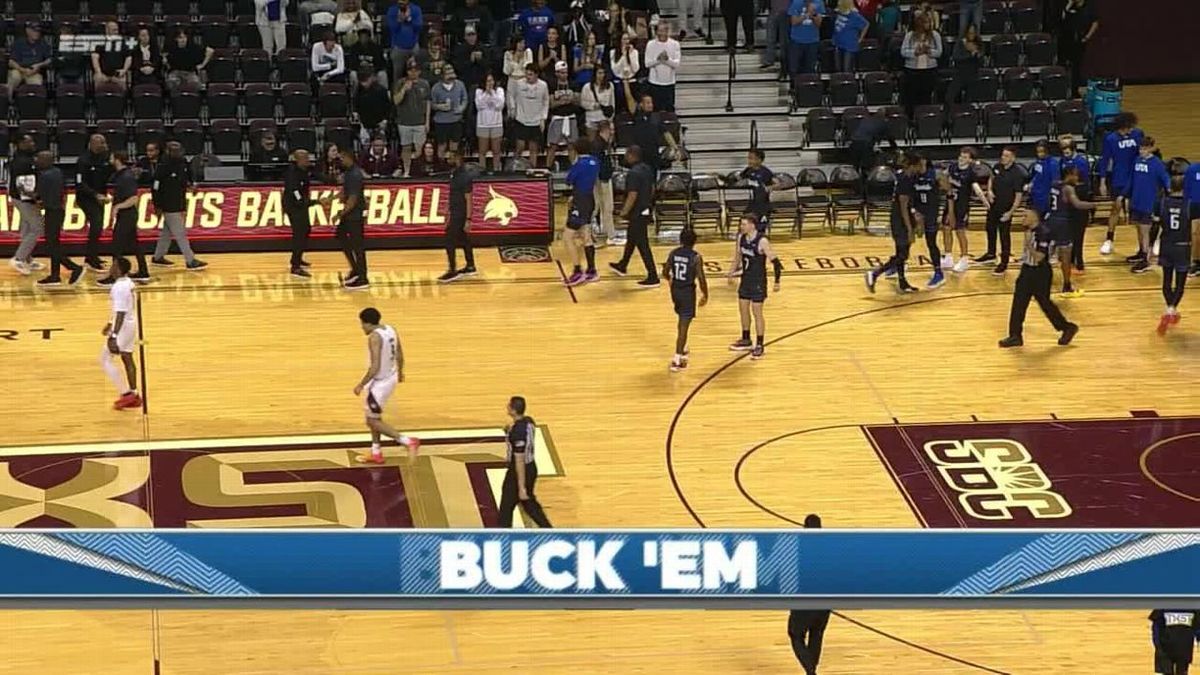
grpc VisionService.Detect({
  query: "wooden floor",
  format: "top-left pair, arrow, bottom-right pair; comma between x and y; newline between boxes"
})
2,84 -> 1198,674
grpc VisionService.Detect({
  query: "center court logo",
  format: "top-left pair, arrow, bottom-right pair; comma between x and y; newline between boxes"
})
923,439 -> 1072,520
483,186 -> 519,226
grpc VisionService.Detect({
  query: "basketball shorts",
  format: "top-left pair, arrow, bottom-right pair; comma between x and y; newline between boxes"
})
948,204 -> 970,229
1159,244 -> 1192,272
1048,218 -> 1072,248
364,374 -> 398,418
738,282 -> 767,303
1131,210 -> 1152,225
671,285 -> 697,319
1109,178 -> 1129,200
567,195 -> 595,229
105,321 -> 138,354
921,211 -> 940,234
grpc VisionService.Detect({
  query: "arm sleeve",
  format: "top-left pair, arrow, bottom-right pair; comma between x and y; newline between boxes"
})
929,31 -> 943,58
900,31 -> 916,58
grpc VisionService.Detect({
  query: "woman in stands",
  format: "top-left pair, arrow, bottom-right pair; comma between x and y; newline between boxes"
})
944,23 -> 982,106
409,141 -> 450,178
610,32 -> 641,114
130,27 -> 161,87
475,73 -> 506,174
502,35 -> 532,109
899,13 -> 942,119
320,143 -> 344,185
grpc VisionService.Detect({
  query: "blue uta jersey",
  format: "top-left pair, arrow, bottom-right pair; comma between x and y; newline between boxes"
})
1128,154 -> 1170,215
1099,128 -> 1144,186
566,154 -> 600,196
1029,156 -> 1060,207
1156,196 -> 1191,247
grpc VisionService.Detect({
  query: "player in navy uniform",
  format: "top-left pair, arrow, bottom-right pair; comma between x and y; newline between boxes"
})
740,148 -> 779,232
564,139 -> 601,285
727,214 -> 782,360
1058,135 -> 1092,273
912,154 -> 945,289
663,229 -> 709,372
1156,176 -> 1191,334
998,206 -> 1079,348
1126,136 -> 1171,274
1150,609 -> 1199,675
942,147 -> 988,274
1046,166 -> 1097,298
1185,159 -> 1200,277
1097,112 -> 1145,255
865,153 -> 921,294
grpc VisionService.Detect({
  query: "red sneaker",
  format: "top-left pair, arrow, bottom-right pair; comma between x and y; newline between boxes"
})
1170,312 -> 1181,324
113,392 -> 141,410
355,452 -> 385,465
404,437 -> 421,460
1157,314 -> 1171,335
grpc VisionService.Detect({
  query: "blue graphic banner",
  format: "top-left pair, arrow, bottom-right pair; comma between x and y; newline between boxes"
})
0,530 -> 1197,608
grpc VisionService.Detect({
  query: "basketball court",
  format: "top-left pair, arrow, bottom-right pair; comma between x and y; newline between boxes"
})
1,85 -> 1198,674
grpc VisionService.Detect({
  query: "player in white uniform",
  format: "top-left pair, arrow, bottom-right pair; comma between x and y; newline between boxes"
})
101,257 -> 142,410
354,307 -> 421,464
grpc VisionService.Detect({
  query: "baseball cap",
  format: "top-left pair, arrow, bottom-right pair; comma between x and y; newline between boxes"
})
555,61 -> 568,73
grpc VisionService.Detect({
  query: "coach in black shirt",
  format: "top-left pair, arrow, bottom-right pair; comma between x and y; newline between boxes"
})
35,151 -> 84,286
98,151 -> 149,284
630,94 -> 682,174
439,148 -> 477,283
76,134 -> 114,271
151,142 -> 205,270
496,396 -> 553,529
327,149 -> 370,290
608,145 -> 660,287
284,149 -> 314,277
980,146 -> 1026,274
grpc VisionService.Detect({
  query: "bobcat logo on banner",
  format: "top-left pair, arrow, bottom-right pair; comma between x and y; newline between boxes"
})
483,186 -> 519,226
922,439 -> 1072,521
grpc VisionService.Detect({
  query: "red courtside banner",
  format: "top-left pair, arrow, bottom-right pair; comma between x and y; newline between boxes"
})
0,177 -> 553,254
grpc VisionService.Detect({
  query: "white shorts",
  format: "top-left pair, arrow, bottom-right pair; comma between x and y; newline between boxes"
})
364,375 -> 397,418
105,321 -> 137,354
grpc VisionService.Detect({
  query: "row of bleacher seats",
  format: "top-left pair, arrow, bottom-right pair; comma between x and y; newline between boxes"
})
793,65 -> 1070,110
0,16 -> 305,51
9,0 -> 283,19
899,0 -> 1044,37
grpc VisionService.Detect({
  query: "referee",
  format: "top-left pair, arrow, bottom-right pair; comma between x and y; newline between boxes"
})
788,514 -> 830,675
496,396 -> 553,529
998,209 -> 1079,348
284,149 -> 313,278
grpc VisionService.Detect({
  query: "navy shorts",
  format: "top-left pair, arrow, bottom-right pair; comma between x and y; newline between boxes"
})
1048,219 -> 1072,247
671,286 -> 697,319
1130,210 -> 1152,225
947,206 -> 969,230
567,195 -> 595,229
738,284 -> 767,303
1159,244 -> 1191,272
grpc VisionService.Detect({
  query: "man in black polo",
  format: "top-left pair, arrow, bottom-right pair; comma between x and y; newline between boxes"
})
35,151 -> 85,287
496,396 -> 553,529
438,147 -> 477,283
327,149 -> 370,290
76,134 -> 113,272
284,149 -> 314,278
608,145 -> 661,288
981,146 -> 1027,275
8,133 -> 42,275
998,206 -> 1078,348
630,94 -> 683,175
151,141 -> 206,271
788,514 -> 831,675
98,151 -> 149,285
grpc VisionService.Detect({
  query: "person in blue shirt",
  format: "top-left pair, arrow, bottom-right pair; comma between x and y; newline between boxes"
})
1155,176 -> 1191,333
385,0 -> 424,85
1184,159 -> 1200,277
1096,112 -> 1145,255
787,0 -> 825,76
564,138 -> 601,285
1057,135 -> 1092,273
518,0 -> 556,52
1025,139 -> 1060,229
832,0 -> 869,72
1126,136 -> 1171,274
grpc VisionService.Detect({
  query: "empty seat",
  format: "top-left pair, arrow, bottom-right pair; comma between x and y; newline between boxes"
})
173,119 -> 205,155
200,17 -> 232,49
125,0 -> 155,14
318,83 -> 349,118
248,119 -> 278,146
94,82 -> 126,119
206,48 -> 238,83
57,120 -> 89,157
828,73 -> 859,107
237,20 -> 263,50
879,106 -> 908,143
1002,67 -> 1034,101
132,83 -> 163,119
1010,0 -> 1040,33
244,83 -> 276,119
206,83 -> 239,119
0,86 -> 8,120
95,119 -> 127,153
56,82 -> 86,120
323,118 -> 355,153
805,108 -> 836,144
949,103 -> 979,138
14,84 -> 47,120
862,71 -> 894,106
286,118 -> 316,152
280,83 -> 312,118
198,0 -> 230,15
135,120 -> 165,152
171,81 -> 203,119
240,49 -> 272,83
1054,99 -> 1086,136
210,119 -> 243,155
278,49 -> 309,83
988,34 -> 1019,68
791,74 -> 823,109
980,1 -> 1008,34
1039,65 -> 1068,100
968,68 -> 998,102
914,104 -> 944,140
1019,100 -> 1051,138
983,102 -> 1013,140
1022,33 -> 1054,67
13,0 -> 42,11
841,106 -> 869,139
0,124 -> 9,157
857,39 -> 881,71
89,0 -> 118,14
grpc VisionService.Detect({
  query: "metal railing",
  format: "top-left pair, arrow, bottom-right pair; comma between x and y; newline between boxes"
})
750,120 -> 759,149
724,49 -> 736,112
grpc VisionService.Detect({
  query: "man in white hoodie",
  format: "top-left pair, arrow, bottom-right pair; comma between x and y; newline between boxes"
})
254,0 -> 289,55
644,22 -> 681,113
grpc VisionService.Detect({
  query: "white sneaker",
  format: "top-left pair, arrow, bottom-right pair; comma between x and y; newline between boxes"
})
27,260 -> 45,271
940,254 -> 954,270
9,258 -> 30,275
1100,240 -> 1113,255
953,257 -> 970,273
1153,240 -> 1160,257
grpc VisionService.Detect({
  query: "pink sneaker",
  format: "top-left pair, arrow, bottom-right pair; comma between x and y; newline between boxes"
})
566,271 -> 585,286
403,436 -> 421,460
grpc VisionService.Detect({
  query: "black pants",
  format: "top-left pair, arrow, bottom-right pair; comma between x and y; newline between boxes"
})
1058,38 -> 1085,95
287,207 -> 311,268
618,213 -> 658,280
336,217 -> 367,279
648,82 -> 676,113
876,237 -> 910,285
923,227 -> 941,268
985,206 -> 1012,260
1163,266 -> 1187,307
79,198 -> 106,264
788,610 -> 831,675
445,214 -> 474,270
112,216 -> 147,274
1070,211 -> 1088,269
44,209 -> 81,278
902,68 -> 938,119
722,0 -> 755,49
1008,264 -> 1071,338
849,140 -> 876,177
496,461 -> 553,528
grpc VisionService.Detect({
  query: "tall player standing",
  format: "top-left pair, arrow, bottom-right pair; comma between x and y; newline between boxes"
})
727,215 -> 782,360
942,146 -> 987,274
353,307 -> 421,464
663,228 -> 709,372
101,257 -> 142,411
1096,112 -> 1144,256
1156,176 -> 1190,334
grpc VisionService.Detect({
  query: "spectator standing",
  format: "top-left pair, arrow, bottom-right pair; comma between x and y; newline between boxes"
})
164,29 -> 213,92
581,66 -> 615,131
833,0 -> 869,72
450,0 -> 495,46
475,73 -> 506,173
349,28 -> 388,89
299,0 -> 337,23
900,13 -> 942,118
519,0 -> 557,51
393,60 -> 431,175
248,132 -> 289,180
92,22 -> 131,90
722,0 -> 756,52
547,61 -> 583,163
959,0 -> 982,36
254,0 -> 289,55
386,0 -> 424,85
7,22 -> 52,90
356,70 -> 393,144
335,0 -> 374,46
788,0 -> 825,76
610,33 -> 641,114
510,63 -> 550,168
419,39 -> 450,85
311,32 -> 348,83
535,27 -> 570,82
677,0 -> 707,41
875,0 -> 901,39
1060,0 -> 1099,97
761,0 -> 792,71
914,2 -> 941,33
563,1 -> 594,46
130,27 -> 161,87
430,64 -> 468,155
503,35 -> 534,93
409,141 -> 449,177
453,27 -> 489,92
573,31 -> 604,86
645,22 -> 681,113
592,120 -> 618,244
359,136 -> 401,177
944,23 -> 981,105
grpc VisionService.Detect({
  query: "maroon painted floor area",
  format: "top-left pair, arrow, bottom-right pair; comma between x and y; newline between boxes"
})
865,416 -> 1200,527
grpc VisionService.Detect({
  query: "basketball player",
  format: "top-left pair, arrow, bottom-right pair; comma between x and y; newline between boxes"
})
564,138 -> 600,285
1156,175 -> 1190,334
1045,166 -> 1096,297
865,153 -> 920,294
911,154 -> 945,289
1024,139 -> 1060,233
1126,136 -> 1171,274
1057,135 -> 1091,273
1097,112 -> 1144,255
1185,158 -> 1200,277
787,514 -> 830,675
497,395 -> 553,528
101,257 -> 142,410
942,146 -> 987,274
727,214 -> 782,360
740,148 -> 779,232
1150,609 -> 1199,675
998,201 -> 1079,348
352,307 -> 421,464
663,228 -> 709,372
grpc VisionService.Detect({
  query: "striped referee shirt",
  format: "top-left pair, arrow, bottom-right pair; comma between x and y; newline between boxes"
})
506,416 -> 536,467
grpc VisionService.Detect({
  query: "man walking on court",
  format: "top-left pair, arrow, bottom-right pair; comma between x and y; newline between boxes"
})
76,134 -> 114,272
326,149 -> 370,290
998,201 -> 1079,348
97,152 -> 150,285
35,150 -> 85,287
497,396 -> 553,529
353,307 -> 421,464
150,141 -> 207,271
284,149 -> 314,278
608,145 -> 661,288
865,153 -> 921,294
663,228 -> 708,372
788,514 -> 831,675
8,133 -> 43,275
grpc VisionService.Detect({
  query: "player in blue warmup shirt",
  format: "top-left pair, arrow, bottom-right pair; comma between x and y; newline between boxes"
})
1058,135 -> 1092,272
563,138 -> 601,286
1184,159 -> 1200,277
1025,140 -> 1060,230
1126,136 -> 1171,274
1155,176 -> 1191,335
1097,112 -> 1145,255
